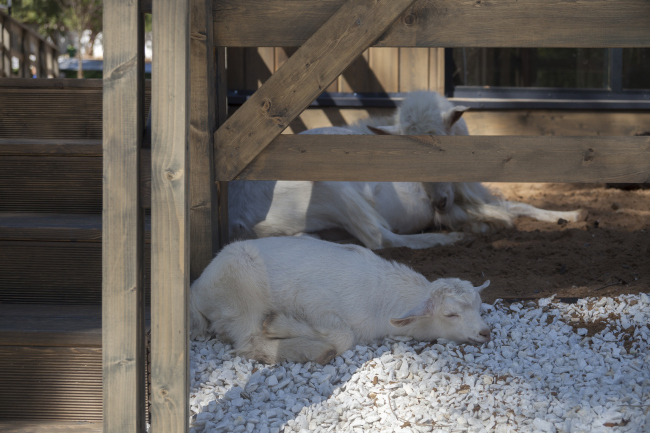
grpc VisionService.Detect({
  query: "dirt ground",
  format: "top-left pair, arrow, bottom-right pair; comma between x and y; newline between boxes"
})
374,183 -> 650,305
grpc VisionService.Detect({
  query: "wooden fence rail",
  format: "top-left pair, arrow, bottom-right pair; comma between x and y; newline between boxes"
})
0,11 -> 59,78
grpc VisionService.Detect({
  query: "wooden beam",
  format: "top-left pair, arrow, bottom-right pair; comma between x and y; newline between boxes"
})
189,0 -> 218,280
102,0 -> 145,431
213,0 -> 650,48
237,135 -> 650,183
214,0 -> 417,180
151,0 -> 190,431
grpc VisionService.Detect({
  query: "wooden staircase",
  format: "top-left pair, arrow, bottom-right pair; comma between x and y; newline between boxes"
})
0,79 -> 150,431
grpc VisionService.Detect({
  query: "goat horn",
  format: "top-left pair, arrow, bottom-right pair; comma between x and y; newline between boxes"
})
475,280 -> 490,291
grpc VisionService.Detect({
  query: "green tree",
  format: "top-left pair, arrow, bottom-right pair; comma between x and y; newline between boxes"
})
10,0 -> 65,40
56,0 -> 102,77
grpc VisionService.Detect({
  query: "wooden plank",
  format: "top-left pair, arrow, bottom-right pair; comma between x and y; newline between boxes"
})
102,0 -> 145,432
213,0 -> 650,48
0,213 -> 102,242
0,304 -> 102,347
0,16 -> 5,78
276,47 -> 338,92
151,0 -> 190,431
0,421 -> 102,433
429,47 -> 445,94
0,346 -> 102,422
339,49 -> 370,93
369,47 -> 399,92
0,240 -> 152,305
237,135 -> 650,183
0,79 -> 152,140
216,46 -> 230,250
190,0 -> 218,281
244,47 -> 274,89
0,155 -> 103,214
399,47 -> 429,92
0,138 -> 102,156
463,110 -> 650,137
214,0 -> 418,181
0,151 -> 151,213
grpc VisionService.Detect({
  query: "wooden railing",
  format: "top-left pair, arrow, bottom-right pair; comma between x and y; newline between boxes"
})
0,11 -> 59,78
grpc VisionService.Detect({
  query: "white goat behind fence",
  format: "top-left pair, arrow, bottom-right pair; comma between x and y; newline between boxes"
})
190,236 -> 491,364
229,91 -> 587,249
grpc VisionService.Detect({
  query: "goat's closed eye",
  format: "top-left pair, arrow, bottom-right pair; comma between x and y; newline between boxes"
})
444,313 -> 459,318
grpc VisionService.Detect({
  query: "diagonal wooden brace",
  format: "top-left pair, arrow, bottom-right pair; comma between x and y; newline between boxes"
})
214,0 -> 417,181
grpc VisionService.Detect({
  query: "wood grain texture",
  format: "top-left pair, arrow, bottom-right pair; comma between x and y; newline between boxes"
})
0,346 -> 102,421
190,0 -> 219,281
0,139 -> 102,156
370,47 -> 399,93
0,79 -> 151,140
245,47 -> 274,89
0,150 -> 151,213
151,0 -> 191,430
0,241 -> 152,305
0,212 -> 152,243
214,0 -> 418,180
339,49 -> 370,93
237,135 -> 650,183
216,47 -> 230,249
0,304 -> 102,347
463,110 -> 650,137
213,0 -> 650,48
429,47 -> 444,94
0,421 -> 102,433
102,0 -> 146,431
399,47 -> 428,92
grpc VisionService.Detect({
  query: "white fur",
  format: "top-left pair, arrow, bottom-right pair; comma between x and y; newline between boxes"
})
229,91 -> 587,249
190,236 -> 491,364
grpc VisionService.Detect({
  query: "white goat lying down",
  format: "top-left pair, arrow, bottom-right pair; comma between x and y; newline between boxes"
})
229,91 -> 587,249
190,236 -> 491,365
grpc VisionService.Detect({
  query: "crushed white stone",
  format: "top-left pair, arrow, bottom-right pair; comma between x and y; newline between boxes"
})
189,294 -> 650,433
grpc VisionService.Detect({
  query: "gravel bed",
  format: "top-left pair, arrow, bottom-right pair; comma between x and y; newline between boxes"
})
189,294 -> 650,433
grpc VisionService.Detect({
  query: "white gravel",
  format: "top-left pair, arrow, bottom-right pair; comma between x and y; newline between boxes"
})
189,294 -> 650,433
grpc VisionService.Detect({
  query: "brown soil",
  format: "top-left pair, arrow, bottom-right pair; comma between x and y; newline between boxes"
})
375,183 -> 650,305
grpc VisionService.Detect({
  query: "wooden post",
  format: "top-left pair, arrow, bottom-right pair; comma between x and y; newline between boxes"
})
102,0 -> 145,431
189,0 -> 218,281
0,15 -> 4,78
151,0 -> 190,431
21,28 -> 28,77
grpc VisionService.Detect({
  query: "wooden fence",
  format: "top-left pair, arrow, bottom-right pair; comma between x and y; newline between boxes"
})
228,47 -> 444,94
0,11 -> 59,78
103,0 -> 650,432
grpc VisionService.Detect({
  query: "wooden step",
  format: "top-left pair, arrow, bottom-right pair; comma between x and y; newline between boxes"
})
0,213 -> 151,305
0,421 -> 102,433
0,304 -> 150,424
0,78 -> 150,140
0,139 -> 151,213
0,304 -> 102,347
0,304 -> 103,422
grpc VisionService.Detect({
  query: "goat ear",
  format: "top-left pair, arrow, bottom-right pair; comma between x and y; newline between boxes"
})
443,106 -> 469,129
474,280 -> 490,293
368,125 -> 400,135
389,298 -> 435,327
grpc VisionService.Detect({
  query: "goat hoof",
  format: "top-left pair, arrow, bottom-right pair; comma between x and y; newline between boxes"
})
316,348 -> 337,365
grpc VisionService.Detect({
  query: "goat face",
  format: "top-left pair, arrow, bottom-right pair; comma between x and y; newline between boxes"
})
390,278 -> 491,345
422,182 -> 454,213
